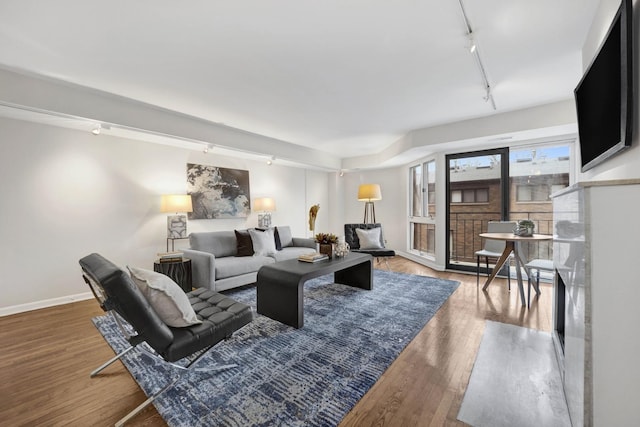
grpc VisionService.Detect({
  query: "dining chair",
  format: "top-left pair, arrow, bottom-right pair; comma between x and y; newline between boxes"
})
475,221 -> 517,288
524,258 -> 554,306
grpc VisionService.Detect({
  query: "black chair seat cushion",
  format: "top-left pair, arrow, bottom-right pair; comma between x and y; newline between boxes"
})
351,248 -> 396,257
167,288 -> 253,361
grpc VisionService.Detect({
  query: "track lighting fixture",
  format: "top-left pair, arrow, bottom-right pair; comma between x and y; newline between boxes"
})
203,143 -> 214,154
468,32 -> 476,53
483,86 -> 492,102
266,155 -> 276,166
339,170 -> 344,177
91,124 -> 101,135
458,0 -> 496,110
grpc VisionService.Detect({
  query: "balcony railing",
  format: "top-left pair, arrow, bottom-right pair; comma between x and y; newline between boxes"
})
449,210 -> 553,265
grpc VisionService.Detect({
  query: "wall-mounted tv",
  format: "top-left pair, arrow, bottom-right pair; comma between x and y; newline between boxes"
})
574,0 -> 634,172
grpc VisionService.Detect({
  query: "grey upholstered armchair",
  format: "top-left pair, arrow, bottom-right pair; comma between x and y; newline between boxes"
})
344,223 -> 395,269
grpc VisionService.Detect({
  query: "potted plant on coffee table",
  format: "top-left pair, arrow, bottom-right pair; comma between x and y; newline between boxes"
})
314,233 -> 338,257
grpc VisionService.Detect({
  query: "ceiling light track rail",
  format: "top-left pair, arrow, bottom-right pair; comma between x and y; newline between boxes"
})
457,0 -> 496,111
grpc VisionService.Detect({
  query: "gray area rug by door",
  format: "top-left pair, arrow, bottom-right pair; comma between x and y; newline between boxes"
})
457,320 -> 571,427
93,269 -> 459,427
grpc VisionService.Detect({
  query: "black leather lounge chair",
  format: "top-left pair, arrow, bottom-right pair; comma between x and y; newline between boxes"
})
79,253 -> 253,426
344,223 -> 395,269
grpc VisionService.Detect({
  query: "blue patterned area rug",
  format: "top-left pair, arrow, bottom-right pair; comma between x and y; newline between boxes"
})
93,270 -> 459,426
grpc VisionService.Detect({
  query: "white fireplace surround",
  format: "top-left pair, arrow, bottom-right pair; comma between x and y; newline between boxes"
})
552,179 -> 640,426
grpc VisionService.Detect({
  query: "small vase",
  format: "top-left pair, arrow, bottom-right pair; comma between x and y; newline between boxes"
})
334,241 -> 350,258
318,243 -> 334,258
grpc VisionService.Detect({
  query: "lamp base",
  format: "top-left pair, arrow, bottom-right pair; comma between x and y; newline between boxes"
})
167,215 -> 188,238
258,213 -> 272,228
363,202 -> 376,224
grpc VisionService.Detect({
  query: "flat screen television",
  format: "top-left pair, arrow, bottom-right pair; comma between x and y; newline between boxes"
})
574,0 -> 634,172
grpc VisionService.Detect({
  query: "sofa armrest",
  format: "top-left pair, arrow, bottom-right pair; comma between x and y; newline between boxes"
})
182,249 -> 216,290
292,237 -> 316,249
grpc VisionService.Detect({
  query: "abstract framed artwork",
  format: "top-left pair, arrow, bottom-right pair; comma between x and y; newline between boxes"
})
186,163 -> 251,219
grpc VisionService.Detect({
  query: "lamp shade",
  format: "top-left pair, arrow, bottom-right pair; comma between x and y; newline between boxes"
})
160,194 -> 193,213
253,197 -> 276,212
357,184 -> 382,201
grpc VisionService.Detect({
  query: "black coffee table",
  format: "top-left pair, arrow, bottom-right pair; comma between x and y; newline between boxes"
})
256,252 -> 373,328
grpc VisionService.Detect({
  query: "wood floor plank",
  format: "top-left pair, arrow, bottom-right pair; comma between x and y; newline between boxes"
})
0,256 -> 552,426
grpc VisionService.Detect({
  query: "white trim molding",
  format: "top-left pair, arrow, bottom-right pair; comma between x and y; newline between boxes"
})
0,292 -> 93,317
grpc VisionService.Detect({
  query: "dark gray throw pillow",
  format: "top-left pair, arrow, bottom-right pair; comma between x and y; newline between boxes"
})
234,229 -> 254,256
276,226 -> 294,248
273,227 -> 283,250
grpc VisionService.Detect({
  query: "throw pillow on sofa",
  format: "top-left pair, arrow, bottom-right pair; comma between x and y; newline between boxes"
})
249,228 -> 277,256
127,266 -> 201,327
275,226 -> 294,249
234,229 -> 254,256
355,227 -> 383,249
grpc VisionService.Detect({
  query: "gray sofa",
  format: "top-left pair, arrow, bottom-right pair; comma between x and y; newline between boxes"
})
182,226 -> 316,292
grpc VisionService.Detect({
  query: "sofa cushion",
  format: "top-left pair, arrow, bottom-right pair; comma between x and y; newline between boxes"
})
189,231 -> 237,257
356,227 -> 383,249
249,228 -> 277,256
214,255 -> 274,279
234,229 -> 254,257
127,266 -> 201,327
275,226 -> 294,249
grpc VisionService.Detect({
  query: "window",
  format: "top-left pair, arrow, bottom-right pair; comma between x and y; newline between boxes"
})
516,184 -> 550,202
409,159 -> 436,259
411,223 -> 435,256
425,160 -> 436,218
410,164 -> 422,217
451,188 -> 489,203
410,160 -> 436,218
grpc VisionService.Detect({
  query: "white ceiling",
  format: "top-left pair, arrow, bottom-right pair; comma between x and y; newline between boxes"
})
0,0 -> 599,164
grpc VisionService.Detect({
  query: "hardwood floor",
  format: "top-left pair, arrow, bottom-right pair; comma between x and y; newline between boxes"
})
0,256 -> 552,426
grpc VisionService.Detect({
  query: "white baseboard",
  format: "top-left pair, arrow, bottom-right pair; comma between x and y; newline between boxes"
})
0,292 -> 94,317
397,251 -> 445,271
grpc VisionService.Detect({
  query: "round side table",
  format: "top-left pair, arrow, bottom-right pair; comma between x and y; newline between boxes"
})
153,258 -> 192,293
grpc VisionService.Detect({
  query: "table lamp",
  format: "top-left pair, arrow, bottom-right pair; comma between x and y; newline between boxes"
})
358,184 -> 382,223
253,197 -> 276,228
161,194 -> 193,239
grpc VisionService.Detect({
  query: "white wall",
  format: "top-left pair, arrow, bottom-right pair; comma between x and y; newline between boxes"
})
342,168 -> 406,250
575,0 -> 640,424
0,116 -> 329,313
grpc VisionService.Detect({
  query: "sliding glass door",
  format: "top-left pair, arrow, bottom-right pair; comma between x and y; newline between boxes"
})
445,144 -> 571,275
446,148 -> 508,273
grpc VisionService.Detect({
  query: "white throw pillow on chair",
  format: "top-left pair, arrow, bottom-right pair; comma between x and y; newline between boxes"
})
127,266 -> 201,327
356,227 -> 383,249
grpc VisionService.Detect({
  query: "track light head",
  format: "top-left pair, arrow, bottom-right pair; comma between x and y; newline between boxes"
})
91,124 -> 101,135
467,32 -> 476,53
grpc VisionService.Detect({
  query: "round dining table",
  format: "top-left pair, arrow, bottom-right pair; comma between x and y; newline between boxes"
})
479,232 -> 553,307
